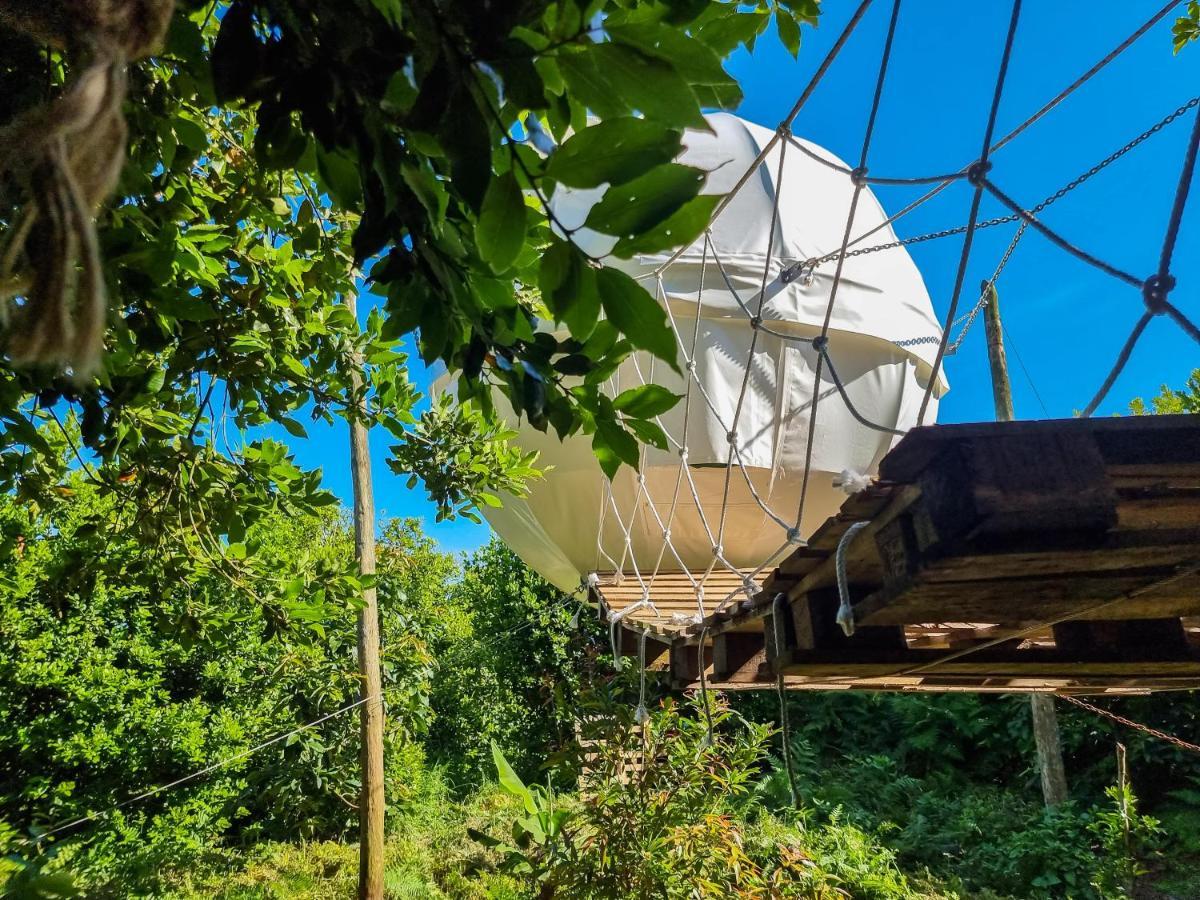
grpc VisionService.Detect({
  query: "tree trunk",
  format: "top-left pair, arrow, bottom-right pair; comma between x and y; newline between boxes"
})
346,293 -> 386,899
982,282 -> 1069,808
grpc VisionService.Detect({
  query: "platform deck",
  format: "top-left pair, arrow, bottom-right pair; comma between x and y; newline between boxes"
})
593,415 -> 1200,696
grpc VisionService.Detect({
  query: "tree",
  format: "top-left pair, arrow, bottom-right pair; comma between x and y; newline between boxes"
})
1130,369 -> 1200,415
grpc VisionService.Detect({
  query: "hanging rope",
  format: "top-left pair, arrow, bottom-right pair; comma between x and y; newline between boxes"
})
635,628 -> 650,724
0,0 -> 174,375
772,592 -> 801,809
834,521 -> 870,636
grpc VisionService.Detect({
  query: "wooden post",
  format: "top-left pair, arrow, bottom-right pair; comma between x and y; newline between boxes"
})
982,281 -> 1069,808
346,293 -> 386,899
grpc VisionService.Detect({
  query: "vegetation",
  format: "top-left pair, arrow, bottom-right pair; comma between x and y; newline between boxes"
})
1,0 -> 1198,893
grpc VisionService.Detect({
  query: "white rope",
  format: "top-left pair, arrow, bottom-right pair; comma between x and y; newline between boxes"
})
635,629 -> 650,723
835,520 -> 870,636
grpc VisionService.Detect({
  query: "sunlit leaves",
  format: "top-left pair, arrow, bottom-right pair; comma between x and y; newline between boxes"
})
612,384 -> 681,419
585,163 -> 707,239
540,238 -> 600,340
544,118 -> 683,189
477,171 -> 527,272
597,267 -> 679,371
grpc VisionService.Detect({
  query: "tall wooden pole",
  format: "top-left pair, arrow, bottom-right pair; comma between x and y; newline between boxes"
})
981,281 -> 1069,808
346,293 -> 386,898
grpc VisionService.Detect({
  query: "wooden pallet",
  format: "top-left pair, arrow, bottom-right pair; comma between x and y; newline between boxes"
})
597,415 -> 1200,696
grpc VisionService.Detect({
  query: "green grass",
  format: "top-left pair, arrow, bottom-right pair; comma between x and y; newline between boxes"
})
163,786 -> 526,900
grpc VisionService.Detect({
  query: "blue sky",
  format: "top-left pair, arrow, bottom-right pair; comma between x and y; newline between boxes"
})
282,1 -> 1200,554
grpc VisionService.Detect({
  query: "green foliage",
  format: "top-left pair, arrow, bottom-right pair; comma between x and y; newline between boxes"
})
475,695 -> 948,899
1087,781 -> 1164,897
1129,368 -> 1200,414
1174,1 -> 1200,54
0,486 -> 448,895
427,539 -> 603,789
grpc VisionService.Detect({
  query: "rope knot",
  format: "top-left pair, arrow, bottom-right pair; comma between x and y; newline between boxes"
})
750,315 -> 762,330
711,544 -> 723,558
811,335 -> 829,353
966,160 -> 993,186
725,430 -> 736,444
1142,273 -> 1175,315
786,527 -> 805,545
849,166 -> 869,186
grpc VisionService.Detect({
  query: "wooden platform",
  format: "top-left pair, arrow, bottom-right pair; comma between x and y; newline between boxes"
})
594,415 -> 1200,696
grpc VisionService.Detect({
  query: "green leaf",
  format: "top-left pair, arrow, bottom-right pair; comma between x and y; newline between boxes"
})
539,239 -> 600,340
559,43 -> 705,130
315,144 -> 362,209
585,163 -> 705,238
593,418 -> 640,477
597,267 -> 679,371
626,417 -> 670,450
776,10 -> 802,58
607,22 -> 742,108
612,193 -> 720,259
545,118 -> 683,189
491,741 -> 537,815
613,384 -> 680,419
280,417 -> 308,438
696,10 -> 771,56
476,171 -> 526,273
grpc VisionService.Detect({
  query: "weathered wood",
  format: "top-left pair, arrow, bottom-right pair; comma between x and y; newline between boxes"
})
1053,618 -> 1188,654
713,632 -> 764,682
881,415 -> 1200,481
789,588 -> 907,652
670,642 -> 713,686
856,570 -> 1200,626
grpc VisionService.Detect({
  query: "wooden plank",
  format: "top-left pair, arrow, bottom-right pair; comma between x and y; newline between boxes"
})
855,570 -> 1200,626
1052,618 -> 1189,655
876,524 -> 1200,588
713,633 -> 765,683
881,415 -> 1200,482
790,588 -> 907,653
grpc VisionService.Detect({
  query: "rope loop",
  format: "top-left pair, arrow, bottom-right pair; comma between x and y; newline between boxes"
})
835,521 -> 870,636
966,159 -> 993,186
1142,273 -> 1175,315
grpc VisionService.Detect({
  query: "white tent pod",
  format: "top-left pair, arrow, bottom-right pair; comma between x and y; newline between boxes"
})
458,113 -> 947,593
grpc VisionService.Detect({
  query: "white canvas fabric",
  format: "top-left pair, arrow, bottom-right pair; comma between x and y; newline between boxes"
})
443,113 -> 947,592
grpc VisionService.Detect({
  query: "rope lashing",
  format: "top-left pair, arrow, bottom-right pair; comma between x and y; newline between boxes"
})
0,0 -> 174,376
834,468 -> 873,495
835,520 -> 870,636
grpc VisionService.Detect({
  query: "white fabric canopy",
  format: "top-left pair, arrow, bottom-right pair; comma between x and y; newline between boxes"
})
445,113 -> 947,593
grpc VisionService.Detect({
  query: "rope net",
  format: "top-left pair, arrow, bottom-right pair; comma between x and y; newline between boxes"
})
587,0 -> 1200,650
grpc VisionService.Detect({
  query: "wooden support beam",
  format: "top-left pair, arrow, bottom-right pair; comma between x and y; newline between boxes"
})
617,628 -> 672,667
1053,618 -> 1189,655
670,642 -> 713,687
712,632 -> 765,683
789,588 -> 907,653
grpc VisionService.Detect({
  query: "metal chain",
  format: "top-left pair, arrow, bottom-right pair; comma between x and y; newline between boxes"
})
787,96 -> 1200,281
1062,695 -> 1200,755
945,220 -> 1027,354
